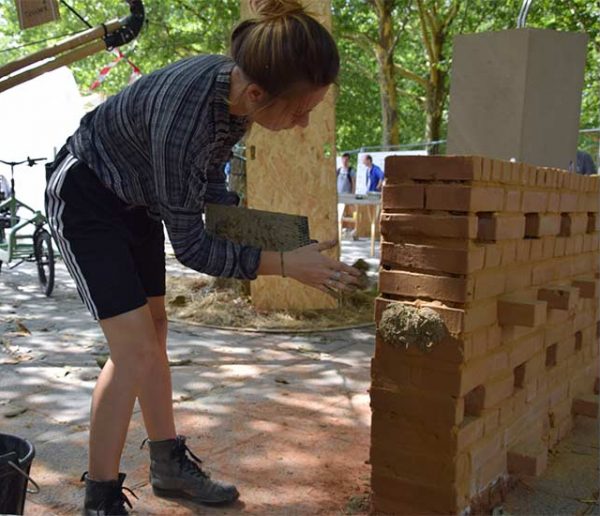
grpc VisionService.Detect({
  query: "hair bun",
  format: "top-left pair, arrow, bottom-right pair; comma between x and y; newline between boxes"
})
249,0 -> 305,19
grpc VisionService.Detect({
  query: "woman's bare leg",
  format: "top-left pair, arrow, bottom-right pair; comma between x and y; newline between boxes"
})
89,304 -> 163,481
137,296 -> 177,440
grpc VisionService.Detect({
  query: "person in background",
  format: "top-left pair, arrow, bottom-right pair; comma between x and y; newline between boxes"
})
336,152 -> 355,194
576,150 -> 597,175
362,154 -> 384,192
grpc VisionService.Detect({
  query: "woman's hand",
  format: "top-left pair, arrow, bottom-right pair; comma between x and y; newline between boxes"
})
283,240 -> 362,294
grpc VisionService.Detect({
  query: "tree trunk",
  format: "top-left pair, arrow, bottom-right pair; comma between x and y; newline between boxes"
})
373,0 -> 399,146
423,24 -> 447,154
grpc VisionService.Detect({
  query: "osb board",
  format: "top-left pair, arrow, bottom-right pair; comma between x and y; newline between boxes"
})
242,0 -> 338,311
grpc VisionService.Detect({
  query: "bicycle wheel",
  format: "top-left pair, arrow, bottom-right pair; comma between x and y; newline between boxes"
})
33,229 -> 55,297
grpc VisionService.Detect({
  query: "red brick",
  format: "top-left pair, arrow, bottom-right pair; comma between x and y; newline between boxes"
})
382,184 -> 425,209
541,237 -> 555,260
522,190 -> 548,212
498,298 -> 547,327
508,332 -> 544,368
537,286 -> 578,310
381,213 -> 477,241
560,192 -> 578,212
516,240 -> 531,262
525,213 -> 561,238
473,269 -> 505,300
507,440 -> 548,476
380,242 -> 483,275
547,192 -> 560,212
572,277 -> 598,299
531,261 -> 558,286
371,474 -> 462,514
529,239 -> 544,261
425,185 -> 504,212
463,301 -> 498,333
484,244 -> 502,268
554,237 -> 566,256
483,374 -> 515,408
501,241 -> 518,265
504,190 -> 521,212
504,264 -> 532,293
474,453 -> 507,495
478,213 -> 525,241
491,159 -> 504,182
385,155 -> 480,183
379,270 -> 471,303
569,213 -> 589,235
370,387 -> 464,428
571,395 -> 598,418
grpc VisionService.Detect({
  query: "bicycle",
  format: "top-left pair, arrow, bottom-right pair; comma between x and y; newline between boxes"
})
0,157 -> 56,296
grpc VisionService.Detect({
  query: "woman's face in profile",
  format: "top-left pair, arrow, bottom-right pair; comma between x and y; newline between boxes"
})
250,85 -> 329,132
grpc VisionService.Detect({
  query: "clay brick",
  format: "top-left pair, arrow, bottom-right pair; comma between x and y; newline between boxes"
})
531,261 -> 558,286
572,277 -> 597,299
572,252 -> 594,275
504,190 -> 521,212
371,474 -> 462,514
529,239 -> 543,261
481,408 -> 500,435
473,269 -> 505,300
508,332 -> 544,368
370,445 -> 465,485
501,240 -> 518,265
541,237 -> 554,260
478,213 -> 525,241
498,298 -> 547,327
379,270 -> 470,303
571,395 -> 598,418
371,409 -> 459,455
470,433 -> 504,467
568,213 -> 589,235
380,242 -> 484,275
554,237 -> 566,257
463,301 -> 497,333
484,244 -> 502,268
522,191 -> 548,212
500,161 -> 514,184
381,213 -> 477,241
504,264 -> 532,293
474,453 -> 507,496
483,374 -> 514,408
385,155 -> 480,183
525,213 -> 561,238
370,387 -> 464,428
594,377 -> 599,395
455,417 -> 484,451
481,157 -> 492,181
382,184 -> 425,210
537,286 -> 579,311
560,192 -> 578,212
516,240 -> 531,262
547,192 -> 560,212
507,440 -> 548,476
425,185 -> 504,212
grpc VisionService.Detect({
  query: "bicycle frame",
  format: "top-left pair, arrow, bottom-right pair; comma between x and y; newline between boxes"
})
0,157 -> 55,268
0,196 -> 47,266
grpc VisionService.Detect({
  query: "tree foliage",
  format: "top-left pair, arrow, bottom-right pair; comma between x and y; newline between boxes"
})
1,0 -> 597,154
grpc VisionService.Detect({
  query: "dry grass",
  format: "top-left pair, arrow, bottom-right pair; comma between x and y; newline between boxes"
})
165,275 -> 376,331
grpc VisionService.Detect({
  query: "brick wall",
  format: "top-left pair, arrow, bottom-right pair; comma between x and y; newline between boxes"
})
371,156 -> 599,514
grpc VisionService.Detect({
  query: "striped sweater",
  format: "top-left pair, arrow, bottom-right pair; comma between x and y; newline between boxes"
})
67,54 -> 261,279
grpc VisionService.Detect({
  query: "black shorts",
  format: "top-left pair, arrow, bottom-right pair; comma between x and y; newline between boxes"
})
45,151 -> 165,320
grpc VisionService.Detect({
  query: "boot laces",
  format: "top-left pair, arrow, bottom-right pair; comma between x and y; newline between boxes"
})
96,487 -> 137,516
173,435 -> 210,480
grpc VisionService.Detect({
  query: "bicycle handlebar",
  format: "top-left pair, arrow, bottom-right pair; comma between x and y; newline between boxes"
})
0,157 -> 47,167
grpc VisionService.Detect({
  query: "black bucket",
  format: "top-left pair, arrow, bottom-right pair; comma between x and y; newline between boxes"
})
0,433 -> 39,515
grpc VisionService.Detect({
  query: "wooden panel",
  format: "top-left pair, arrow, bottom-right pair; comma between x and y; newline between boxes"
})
242,0 -> 338,310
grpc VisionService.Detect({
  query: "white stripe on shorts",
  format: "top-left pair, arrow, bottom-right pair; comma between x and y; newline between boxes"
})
47,154 -> 100,319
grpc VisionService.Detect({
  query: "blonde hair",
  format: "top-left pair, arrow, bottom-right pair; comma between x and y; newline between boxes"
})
231,0 -> 339,98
